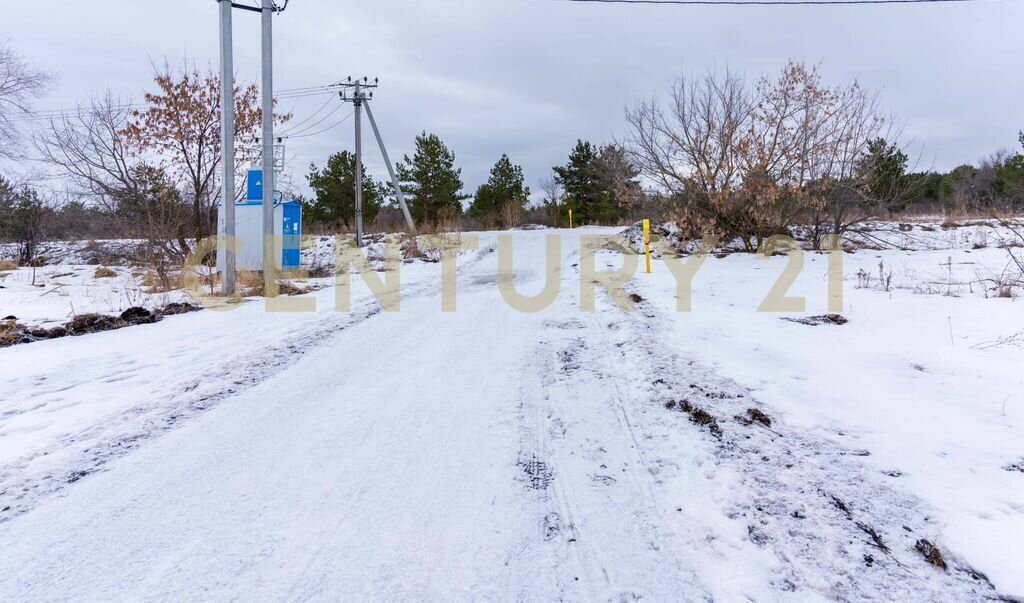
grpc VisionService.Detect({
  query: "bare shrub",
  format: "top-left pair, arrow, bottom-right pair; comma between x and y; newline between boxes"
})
975,265 -> 1021,299
625,68 -> 751,246
500,199 -> 523,230
626,61 -> 907,251
539,176 -> 563,227
421,205 -> 462,236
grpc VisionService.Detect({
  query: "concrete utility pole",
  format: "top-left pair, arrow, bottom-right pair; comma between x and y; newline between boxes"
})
261,0 -> 275,293
337,78 -> 417,238
218,0 -> 236,295
363,100 -> 417,237
353,81 -> 364,247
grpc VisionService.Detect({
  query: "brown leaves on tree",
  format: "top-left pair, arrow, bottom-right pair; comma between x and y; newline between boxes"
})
122,60 -> 291,239
626,60 -> 901,251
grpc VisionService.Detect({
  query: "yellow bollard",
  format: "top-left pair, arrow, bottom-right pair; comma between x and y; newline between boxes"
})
643,219 -> 652,274
569,209 -> 574,230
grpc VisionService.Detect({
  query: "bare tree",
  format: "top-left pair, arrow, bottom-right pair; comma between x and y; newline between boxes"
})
626,62 -> 903,250
34,93 -> 140,206
539,176 -> 563,226
625,69 -> 754,245
0,41 -> 52,159
746,62 -> 895,249
34,93 -> 191,261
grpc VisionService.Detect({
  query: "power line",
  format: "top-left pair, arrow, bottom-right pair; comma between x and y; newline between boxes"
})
276,89 -> 337,101
282,110 -> 354,139
278,95 -> 336,134
557,0 -> 992,5
6,102 -> 145,123
280,100 -> 346,137
9,83 -> 339,123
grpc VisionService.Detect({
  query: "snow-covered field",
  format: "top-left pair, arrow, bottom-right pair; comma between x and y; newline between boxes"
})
0,224 -> 1021,600
0,263 -> 193,327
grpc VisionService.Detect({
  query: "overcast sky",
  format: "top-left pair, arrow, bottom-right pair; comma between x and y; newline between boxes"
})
6,0 -> 1024,198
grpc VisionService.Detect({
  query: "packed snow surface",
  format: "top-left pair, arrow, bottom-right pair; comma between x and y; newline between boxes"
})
0,227 -> 1021,600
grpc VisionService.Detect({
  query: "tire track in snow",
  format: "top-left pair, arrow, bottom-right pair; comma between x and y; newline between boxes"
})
511,314 -> 711,601
512,339 -> 594,600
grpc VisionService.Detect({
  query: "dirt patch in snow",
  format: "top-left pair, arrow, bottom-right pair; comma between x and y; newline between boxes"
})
736,408 -> 773,428
0,303 -> 200,348
915,538 -> 949,571
782,314 -> 849,326
665,399 -> 723,438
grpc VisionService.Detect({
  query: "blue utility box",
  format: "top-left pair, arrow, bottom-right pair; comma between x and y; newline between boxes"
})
280,200 -> 301,270
216,170 -> 303,272
246,168 -> 264,202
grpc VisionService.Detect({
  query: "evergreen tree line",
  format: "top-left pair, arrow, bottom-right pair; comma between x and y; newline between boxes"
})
302,122 -> 1023,240
302,133 -> 644,232
901,133 -> 1024,215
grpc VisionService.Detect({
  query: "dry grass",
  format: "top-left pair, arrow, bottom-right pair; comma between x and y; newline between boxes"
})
0,320 -> 27,347
233,270 -> 309,298
0,260 -> 18,271
915,539 -> 948,571
94,266 -> 117,279
236,270 -> 267,297
140,269 -> 183,293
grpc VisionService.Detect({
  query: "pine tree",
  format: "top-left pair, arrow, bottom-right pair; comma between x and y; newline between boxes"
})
397,132 -> 468,224
553,141 -> 640,225
468,154 -> 530,229
306,151 -> 383,229
0,175 -> 15,241
2,184 -> 49,264
553,140 -> 600,224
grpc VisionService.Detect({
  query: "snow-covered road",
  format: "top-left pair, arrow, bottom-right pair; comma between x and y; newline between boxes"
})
0,229 -> 1016,600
